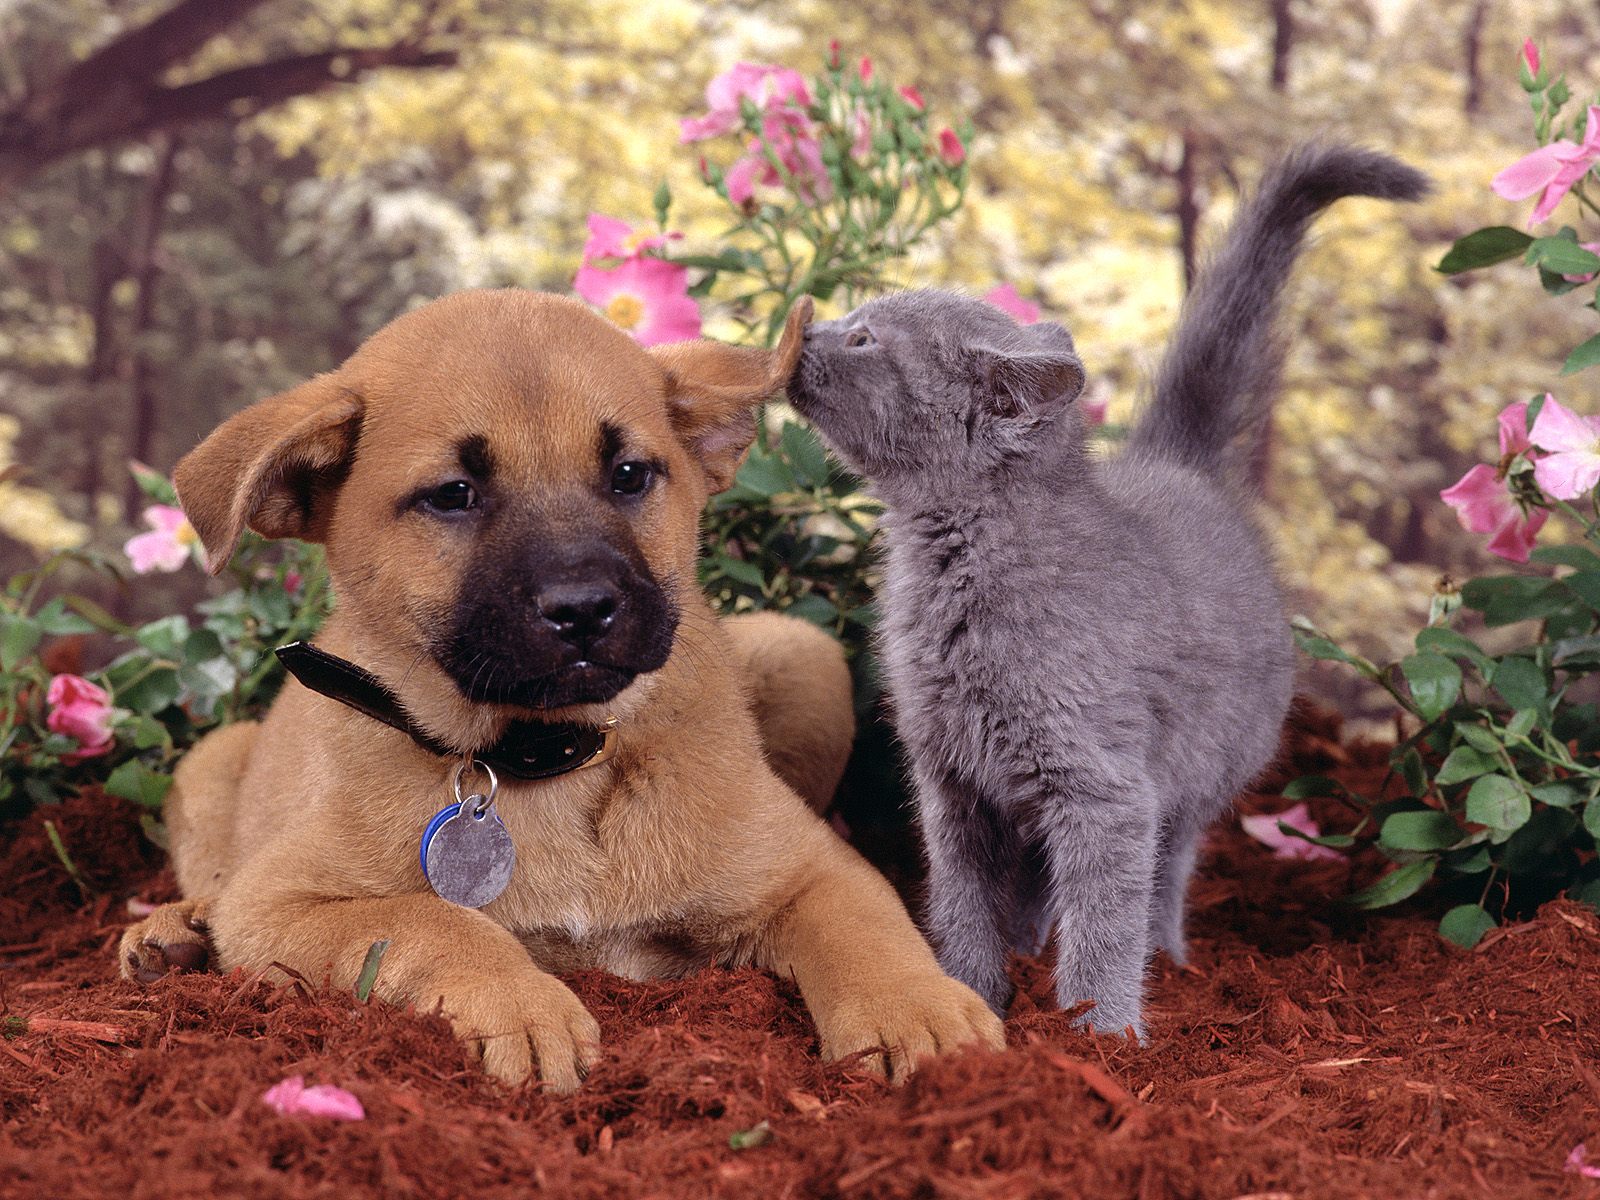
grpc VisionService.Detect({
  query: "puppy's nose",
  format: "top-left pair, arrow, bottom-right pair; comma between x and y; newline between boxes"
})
536,581 -> 619,646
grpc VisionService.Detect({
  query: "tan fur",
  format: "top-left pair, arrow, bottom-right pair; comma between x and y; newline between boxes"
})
118,290 -> 1002,1090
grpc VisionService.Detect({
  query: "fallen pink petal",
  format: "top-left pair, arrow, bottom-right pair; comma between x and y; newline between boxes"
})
1240,803 -> 1342,861
1568,1144 -> 1600,1179
262,1076 -> 365,1121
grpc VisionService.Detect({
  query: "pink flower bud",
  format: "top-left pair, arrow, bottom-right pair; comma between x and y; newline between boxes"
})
858,56 -> 873,83
1522,38 -> 1540,77
937,127 -> 965,166
828,40 -> 841,69
897,85 -> 925,111
46,674 -> 115,762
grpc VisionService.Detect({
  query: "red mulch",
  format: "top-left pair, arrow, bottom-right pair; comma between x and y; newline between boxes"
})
2,708 -> 1598,1200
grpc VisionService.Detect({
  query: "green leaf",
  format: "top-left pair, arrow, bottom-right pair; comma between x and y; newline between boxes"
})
1435,745 -> 1498,786
1571,879 -> 1600,913
1400,652 -> 1461,719
1586,796 -> 1600,842
33,597 -> 96,635
1490,656 -> 1547,711
126,714 -> 172,751
1461,576 -> 1574,626
1531,544 -> 1600,572
1531,782 -> 1582,809
1398,747 -> 1427,798
103,760 -> 172,810
1414,627 -> 1491,674
1347,859 -> 1437,909
1456,723 -> 1504,754
728,1120 -> 772,1151
1439,904 -> 1497,948
1436,226 -> 1534,273
1443,845 -> 1492,875
1277,824 -> 1355,849
179,655 -> 238,701
115,667 -> 181,714
784,594 -> 839,625
1378,810 -> 1464,852
1505,708 -> 1538,738
1465,775 -> 1532,831
1290,619 -> 1374,674
780,421 -> 832,489
712,556 -> 766,588
0,613 -> 41,671
134,616 -> 190,658
1281,775 -> 1342,799
1526,235 -> 1600,275
733,450 -> 796,498
1561,572 -> 1600,612
1561,331 -> 1600,376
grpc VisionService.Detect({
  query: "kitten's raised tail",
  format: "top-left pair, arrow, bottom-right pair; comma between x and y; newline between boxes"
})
1128,144 -> 1430,489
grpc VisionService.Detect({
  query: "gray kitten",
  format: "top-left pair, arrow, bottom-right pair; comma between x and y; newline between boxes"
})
788,146 -> 1428,1037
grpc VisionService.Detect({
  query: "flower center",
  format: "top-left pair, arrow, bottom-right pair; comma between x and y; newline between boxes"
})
605,294 -> 645,330
176,520 -> 198,546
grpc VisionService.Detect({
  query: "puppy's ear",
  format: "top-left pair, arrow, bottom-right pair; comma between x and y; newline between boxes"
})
650,297 -> 813,491
174,374 -> 363,574
969,321 -> 1086,420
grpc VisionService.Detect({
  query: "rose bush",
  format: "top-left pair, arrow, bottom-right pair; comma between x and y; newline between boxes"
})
1295,42 -> 1600,945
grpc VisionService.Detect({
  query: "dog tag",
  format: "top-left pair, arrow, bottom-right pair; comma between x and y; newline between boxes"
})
420,762 -> 515,908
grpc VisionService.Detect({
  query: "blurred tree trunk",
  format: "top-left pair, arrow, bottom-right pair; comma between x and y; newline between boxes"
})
0,0 -> 456,192
1175,132 -> 1200,293
1270,0 -> 1293,92
1462,0 -> 1490,116
123,135 -> 181,522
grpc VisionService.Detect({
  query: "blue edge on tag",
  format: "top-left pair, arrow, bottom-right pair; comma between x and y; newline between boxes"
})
419,802 -> 462,877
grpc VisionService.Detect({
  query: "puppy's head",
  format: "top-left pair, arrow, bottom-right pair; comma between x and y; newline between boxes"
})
175,290 -> 810,736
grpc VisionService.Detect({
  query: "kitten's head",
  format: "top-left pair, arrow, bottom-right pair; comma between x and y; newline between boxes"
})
788,289 -> 1086,496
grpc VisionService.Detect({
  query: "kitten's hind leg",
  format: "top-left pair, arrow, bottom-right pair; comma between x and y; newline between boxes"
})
915,764 -> 1023,1016
1036,778 -> 1159,1040
1149,820 -> 1204,967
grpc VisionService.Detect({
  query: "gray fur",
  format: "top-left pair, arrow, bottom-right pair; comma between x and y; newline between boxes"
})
788,145 -> 1428,1037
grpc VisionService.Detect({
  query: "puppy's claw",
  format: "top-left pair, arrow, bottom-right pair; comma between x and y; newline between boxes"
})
118,899 -> 214,983
821,974 -> 1006,1085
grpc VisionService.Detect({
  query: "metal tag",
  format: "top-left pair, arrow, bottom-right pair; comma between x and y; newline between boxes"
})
420,761 -> 515,908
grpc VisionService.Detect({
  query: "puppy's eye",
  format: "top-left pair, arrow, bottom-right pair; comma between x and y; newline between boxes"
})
422,480 -> 478,513
844,328 -> 875,348
610,461 -> 654,496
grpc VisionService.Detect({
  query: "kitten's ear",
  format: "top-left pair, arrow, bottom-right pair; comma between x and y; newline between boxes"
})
173,373 -> 363,574
970,321 -> 1086,419
650,297 -> 812,492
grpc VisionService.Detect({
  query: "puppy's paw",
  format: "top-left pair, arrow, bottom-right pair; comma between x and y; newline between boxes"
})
818,973 -> 1006,1084
118,899 -> 213,983
439,971 -> 601,1093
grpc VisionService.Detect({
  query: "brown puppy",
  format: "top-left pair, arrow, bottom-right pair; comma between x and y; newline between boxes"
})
118,290 -> 1003,1090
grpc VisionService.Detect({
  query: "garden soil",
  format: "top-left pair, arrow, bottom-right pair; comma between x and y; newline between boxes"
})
3,705 -> 1598,1199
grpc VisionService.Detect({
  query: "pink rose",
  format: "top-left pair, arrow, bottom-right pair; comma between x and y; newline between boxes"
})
580,213 -> 680,265
724,110 -> 833,206
983,283 -> 1041,325
1529,395 -> 1600,500
1440,464 -> 1547,562
46,674 -> 115,762
573,256 -> 701,346
1492,104 -> 1600,227
1497,399 -> 1534,456
897,85 -> 925,111
679,62 -> 812,144
123,505 -> 196,574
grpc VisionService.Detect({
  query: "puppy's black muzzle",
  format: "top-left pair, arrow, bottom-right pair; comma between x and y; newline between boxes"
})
440,532 -> 677,710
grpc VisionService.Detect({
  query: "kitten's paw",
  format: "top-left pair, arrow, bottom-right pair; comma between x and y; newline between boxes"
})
1071,1003 -> 1148,1046
818,974 -> 1006,1083
119,899 -> 213,982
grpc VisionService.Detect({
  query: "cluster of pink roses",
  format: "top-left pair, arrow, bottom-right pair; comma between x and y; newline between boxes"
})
1441,395 -> 1600,562
680,62 -> 831,208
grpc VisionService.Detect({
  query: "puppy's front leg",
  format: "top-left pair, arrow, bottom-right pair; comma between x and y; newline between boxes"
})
758,835 -> 1004,1081
212,883 -> 599,1091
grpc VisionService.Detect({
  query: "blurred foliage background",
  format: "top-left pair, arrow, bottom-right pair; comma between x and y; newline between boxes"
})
1,0 -> 1597,719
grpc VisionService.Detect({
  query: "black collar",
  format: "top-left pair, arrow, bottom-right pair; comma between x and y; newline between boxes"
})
275,641 -> 616,781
